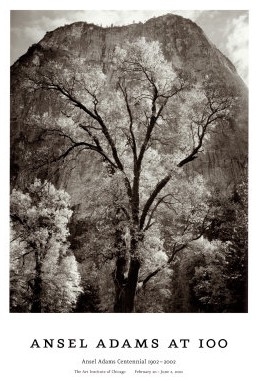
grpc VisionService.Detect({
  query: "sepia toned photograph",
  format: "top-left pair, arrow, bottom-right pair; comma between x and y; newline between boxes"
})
10,10 -> 248,313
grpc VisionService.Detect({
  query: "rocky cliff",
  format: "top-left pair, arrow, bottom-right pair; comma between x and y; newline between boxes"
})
13,14 -> 242,83
11,13 -> 248,202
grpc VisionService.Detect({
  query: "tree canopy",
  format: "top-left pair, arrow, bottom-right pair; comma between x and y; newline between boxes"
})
10,37 -> 247,312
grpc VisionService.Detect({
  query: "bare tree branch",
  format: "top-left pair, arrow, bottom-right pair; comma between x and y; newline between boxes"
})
143,194 -> 173,231
177,99 -> 231,167
139,174 -> 171,229
118,80 -> 137,162
33,75 -> 125,171
139,209 -> 211,288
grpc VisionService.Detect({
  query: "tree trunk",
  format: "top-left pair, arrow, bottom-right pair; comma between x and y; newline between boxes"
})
113,226 -> 141,313
114,258 -> 140,312
31,255 -> 42,313
113,163 -> 142,312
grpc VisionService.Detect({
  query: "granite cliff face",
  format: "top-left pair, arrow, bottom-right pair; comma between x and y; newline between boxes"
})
13,14 -> 241,82
11,14 -> 247,201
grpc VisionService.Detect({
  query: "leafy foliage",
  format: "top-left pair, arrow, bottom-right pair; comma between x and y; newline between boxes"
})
169,180 -> 247,313
11,36 -> 246,312
10,179 -> 82,312
206,179 -> 248,311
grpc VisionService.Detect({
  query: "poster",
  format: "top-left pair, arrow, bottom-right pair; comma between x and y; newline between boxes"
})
1,0 -> 259,380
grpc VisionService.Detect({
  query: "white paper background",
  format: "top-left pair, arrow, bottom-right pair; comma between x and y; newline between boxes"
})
1,1 -> 259,380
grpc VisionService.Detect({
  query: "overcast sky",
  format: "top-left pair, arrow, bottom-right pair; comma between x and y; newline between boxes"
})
10,10 -> 248,84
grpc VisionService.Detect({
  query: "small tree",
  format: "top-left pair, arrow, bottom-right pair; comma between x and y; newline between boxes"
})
10,179 -> 82,312
168,179 -> 248,313
203,179 -> 248,311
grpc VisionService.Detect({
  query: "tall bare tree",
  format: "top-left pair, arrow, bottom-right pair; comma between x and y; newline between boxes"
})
23,38 -> 234,312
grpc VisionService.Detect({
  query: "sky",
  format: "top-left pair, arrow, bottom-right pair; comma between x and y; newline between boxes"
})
10,10 -> 248,84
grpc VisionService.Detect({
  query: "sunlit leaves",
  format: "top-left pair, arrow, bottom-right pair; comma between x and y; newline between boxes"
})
10,179 -> 82,312
114,38 -> 177,94
15,34 -> 242,312
191,239 -> 233,311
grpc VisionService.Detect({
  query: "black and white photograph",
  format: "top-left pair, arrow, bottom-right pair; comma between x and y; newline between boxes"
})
1,1 -> 259,380
10,9 -> 248,314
